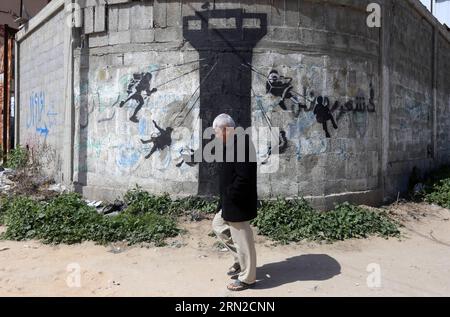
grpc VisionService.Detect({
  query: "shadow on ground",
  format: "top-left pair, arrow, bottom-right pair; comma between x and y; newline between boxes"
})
254,254 -> 341,289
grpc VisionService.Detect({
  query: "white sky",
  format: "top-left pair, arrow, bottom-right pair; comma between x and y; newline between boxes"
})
420,0 -> 450,26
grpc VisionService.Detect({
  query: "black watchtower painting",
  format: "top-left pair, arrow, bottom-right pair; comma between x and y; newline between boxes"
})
183,8 -> 267,195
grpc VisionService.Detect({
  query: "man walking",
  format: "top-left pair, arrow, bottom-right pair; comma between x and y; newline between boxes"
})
211,114 -> 258,291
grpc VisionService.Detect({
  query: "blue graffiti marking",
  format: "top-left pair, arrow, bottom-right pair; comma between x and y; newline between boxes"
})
27,91 -> 45,129
116,144 -> 140,168
26,91 -> 59,138
147,64 -> 159,73
138,118 -> 148,136
46,106 -> 59,128
36,124 -> 49,138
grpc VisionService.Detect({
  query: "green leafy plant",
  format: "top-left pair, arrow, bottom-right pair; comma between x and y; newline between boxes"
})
424,180 -> 450,209
37,192 -> 106,244
0,196 -> 7,225
0,193 -> 179,245
123,185 -> 218,216
0,187 -> 217,246
1,196 -> 42,240
124,186 -> 173,215
253,198 -> 400,243
101,212 -> 179,246
409,165 -> 450,209
1,186 -> 403,246
171,195 -> 219,215
421,166 -> 450,209
4,147 -> 29,169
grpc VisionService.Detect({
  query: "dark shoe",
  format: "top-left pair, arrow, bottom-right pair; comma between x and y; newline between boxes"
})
227,264 -> 241,276
119,101 -> 125,108
130,115 -> 139,123
227,280 -> 254,291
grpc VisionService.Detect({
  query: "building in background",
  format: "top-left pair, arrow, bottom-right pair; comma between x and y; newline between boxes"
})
0,0 -> 50,35
9,0 -> 450,208
0,0 -> 49,159
420,0 -> 450,28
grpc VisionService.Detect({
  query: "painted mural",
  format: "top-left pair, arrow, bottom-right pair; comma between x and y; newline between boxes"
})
73,6 -> 378,195
119,72 -> 157,123
140,120 -> 173,159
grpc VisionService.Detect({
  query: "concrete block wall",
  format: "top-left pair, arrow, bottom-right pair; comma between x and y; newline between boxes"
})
383,0 -> 450,200
15,0 -> 450,208
69,0 -> 383,208
72,47 -> 201,198
17,6 -> 66,179
436,34 -> 450,165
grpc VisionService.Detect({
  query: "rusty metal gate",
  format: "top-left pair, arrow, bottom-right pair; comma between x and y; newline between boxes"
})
0,24 -> 17,163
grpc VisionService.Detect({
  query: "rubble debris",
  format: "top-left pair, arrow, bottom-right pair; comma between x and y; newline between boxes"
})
413,183 -> 425,194
0,167 -> 14,175
104,211 -> 120,217
188,210 -> 207,221
100,200 -> 126,215
23,245 -> 39,249
86,200 -> 103,208
48,183 -> 68,193
0,167 -> 60,200
0,167 -> 14,192
0,184 -> 11,191
169,240 -> 185,248
83,199 -> 126,216
109,246 -> 123,254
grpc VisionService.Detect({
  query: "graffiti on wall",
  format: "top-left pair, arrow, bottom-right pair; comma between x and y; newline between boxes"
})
85,8 -> 268,185
74,6 -> 380,185
119,72 -> 157,123
266,70 -> 298,112
140,120 -> 173,159
116,143 -> 141,168
74,64 -> 197,177
182,8 -> 268,194
264,68 -> 376,138
313,96 -> 339,138
26,91 -> 59,139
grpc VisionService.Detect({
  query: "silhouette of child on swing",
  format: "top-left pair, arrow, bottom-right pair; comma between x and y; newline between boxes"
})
120,72 -> 157,123
140,120 -> 173,159
314,96 -> 338,138
266,70 -> 300,111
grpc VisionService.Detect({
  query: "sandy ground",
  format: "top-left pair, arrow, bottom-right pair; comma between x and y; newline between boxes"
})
0,202 -> 449,297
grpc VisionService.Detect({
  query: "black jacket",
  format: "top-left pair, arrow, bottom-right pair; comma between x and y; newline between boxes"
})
216,134 -> 258,222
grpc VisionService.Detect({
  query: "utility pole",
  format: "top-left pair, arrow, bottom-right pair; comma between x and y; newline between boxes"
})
431,0 -> 434,15
19,0 -> 23,19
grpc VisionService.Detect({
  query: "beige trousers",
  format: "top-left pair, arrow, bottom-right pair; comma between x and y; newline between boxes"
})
212,210 -> 257,285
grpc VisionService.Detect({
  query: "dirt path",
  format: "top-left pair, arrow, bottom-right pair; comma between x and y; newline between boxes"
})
0,202 -> 449,297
